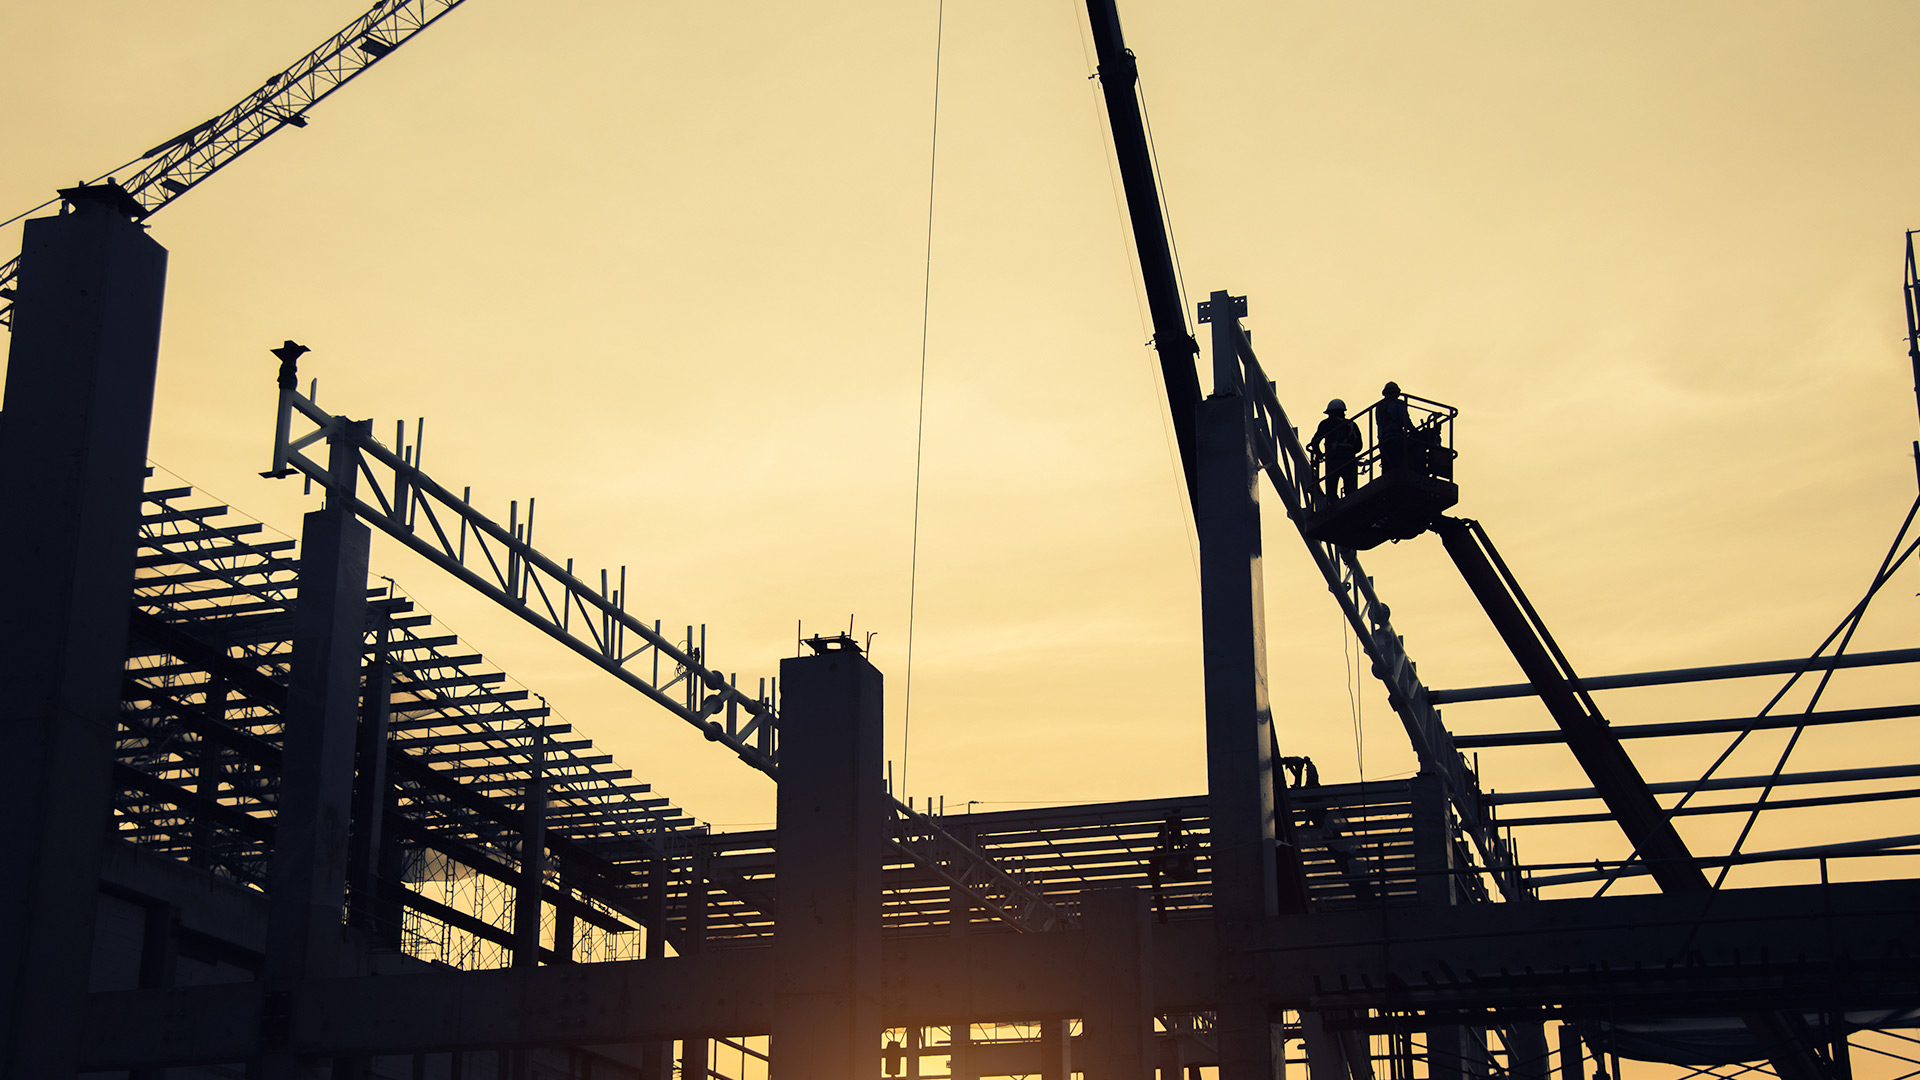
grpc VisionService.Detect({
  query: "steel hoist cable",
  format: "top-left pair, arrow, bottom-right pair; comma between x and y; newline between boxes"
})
901,0 -> 946,802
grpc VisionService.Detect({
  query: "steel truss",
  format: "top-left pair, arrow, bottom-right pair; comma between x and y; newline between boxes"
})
263,378 -> 1073,933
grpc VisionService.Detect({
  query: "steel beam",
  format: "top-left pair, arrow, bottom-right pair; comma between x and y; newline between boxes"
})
1431,647 -> 1920,704
78,879 -> 1920,1069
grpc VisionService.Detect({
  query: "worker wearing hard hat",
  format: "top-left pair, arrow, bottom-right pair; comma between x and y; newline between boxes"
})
1308,398 -> 1362,499
1377,381 -> 1413,473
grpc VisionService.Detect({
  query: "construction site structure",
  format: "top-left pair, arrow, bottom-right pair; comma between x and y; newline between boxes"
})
3,3 -> 1920,1080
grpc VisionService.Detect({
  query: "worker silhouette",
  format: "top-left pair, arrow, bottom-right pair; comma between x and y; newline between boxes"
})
1309,398 -> 1362,499
1377,381 -> 1413,474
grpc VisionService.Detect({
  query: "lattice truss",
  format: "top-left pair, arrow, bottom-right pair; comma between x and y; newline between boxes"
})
118,471 -> 689,967
115,470 -> 1481,966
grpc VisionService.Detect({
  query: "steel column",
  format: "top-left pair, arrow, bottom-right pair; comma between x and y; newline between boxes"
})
0,190 -> 167,1078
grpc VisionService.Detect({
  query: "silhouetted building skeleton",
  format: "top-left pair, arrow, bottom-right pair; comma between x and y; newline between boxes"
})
3,4 -> 1920,1080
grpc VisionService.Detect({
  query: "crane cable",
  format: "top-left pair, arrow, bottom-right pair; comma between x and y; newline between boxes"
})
901,0 -> 946,803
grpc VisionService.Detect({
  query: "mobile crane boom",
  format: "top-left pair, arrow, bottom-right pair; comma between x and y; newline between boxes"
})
0,0 -> 471,328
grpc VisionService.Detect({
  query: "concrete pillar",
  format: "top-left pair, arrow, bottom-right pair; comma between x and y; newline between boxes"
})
1558,1024 -> 1582,1080
948,830 -> 974,1080
1428,1026 -> 1485,1080
637,855 -> 673,1080
1409,774 -> 1456,908
681,843 -> 711,1080
514,730 -> 547,968
347,619 -> 393,941
1041,1019 -> 1074,1080
1080,889 -> 1154,1080
259,425 -> 372,1078
771,644 -> 884,1080
191,678 -> 227,870
1508,1025 -> 1551,1080
0,188 -> 167,1078
1196,294 -> 1286,1080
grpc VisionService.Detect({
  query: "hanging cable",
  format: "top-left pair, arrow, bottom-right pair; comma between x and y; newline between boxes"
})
900,0 -> 946,802
1340,586 -> 1364,781
1593,491 -> 1920,897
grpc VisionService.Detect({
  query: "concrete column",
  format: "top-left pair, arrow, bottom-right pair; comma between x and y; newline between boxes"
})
948,829 -> 974,1080
681,843 -> 711,1080
513,730 -> 547,968
0,188 -> 167,1078
1409,774 -> 1456,908
637,855 -> 672,1080
772,645 -> 884,1080
1080,889 -> 1154,1080
347,620 -> 393,940
1196,369 -> 1286,1080
1557,1024 -> 1582,1080
259,425 -> 372,1078
192,678 -> 227,870
1041,1019 -> 1074,1080
1508,1025 -> 1551,1080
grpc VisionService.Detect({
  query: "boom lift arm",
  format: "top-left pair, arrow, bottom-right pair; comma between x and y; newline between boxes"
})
1434,515 -> 1837,1080
1083,1 -> 1204,507
1084,0 -> 1517,899
0,0 -> 472,327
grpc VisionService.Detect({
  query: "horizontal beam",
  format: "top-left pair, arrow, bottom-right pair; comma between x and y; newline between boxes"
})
1455,702 -> 1920,748
80,880 -> 1920,1067
1432,647 -> 1920,704
1487,761 -> 1920,805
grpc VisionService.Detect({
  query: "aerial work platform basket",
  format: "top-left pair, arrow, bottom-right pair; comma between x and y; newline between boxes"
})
1302,392 -> 1458,550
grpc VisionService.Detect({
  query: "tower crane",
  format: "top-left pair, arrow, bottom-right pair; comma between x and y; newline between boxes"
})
0,0 -> 472,329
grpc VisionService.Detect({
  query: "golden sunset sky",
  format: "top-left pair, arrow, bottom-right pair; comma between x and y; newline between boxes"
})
5,1 -> 1918,889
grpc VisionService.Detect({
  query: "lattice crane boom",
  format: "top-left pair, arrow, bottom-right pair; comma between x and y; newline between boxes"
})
0,0 -> 471,327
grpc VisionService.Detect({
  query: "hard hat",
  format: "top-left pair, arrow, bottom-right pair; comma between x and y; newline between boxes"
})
1326,398 -> 1346,414
1382,381 -> 1400,396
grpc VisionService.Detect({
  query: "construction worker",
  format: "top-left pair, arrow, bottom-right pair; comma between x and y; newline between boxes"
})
1309,398 -> 1361,499
1377,381 -> 1413,473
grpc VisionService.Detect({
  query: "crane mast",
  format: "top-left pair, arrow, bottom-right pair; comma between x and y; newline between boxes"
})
0,0 -> 471,329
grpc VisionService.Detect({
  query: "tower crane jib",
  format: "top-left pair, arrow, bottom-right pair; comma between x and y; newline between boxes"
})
0,0 -> 472,328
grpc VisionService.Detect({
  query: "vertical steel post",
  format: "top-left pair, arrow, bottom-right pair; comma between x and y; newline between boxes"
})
259,424 -> 373,1079
0,191 -> 167,1079
1196,293 -> 1286,1080
772,646 -> 884,1080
